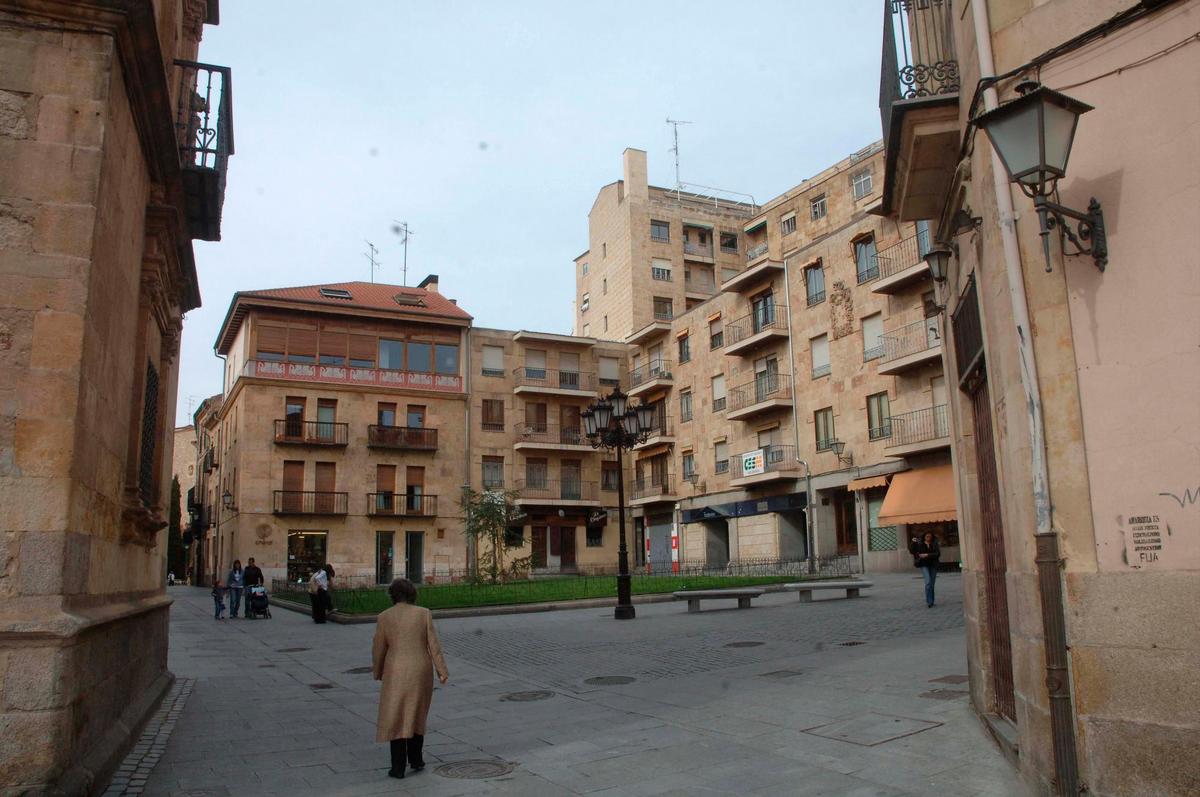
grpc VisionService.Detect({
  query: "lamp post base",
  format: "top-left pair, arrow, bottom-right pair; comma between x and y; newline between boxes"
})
614,603 -> 636,620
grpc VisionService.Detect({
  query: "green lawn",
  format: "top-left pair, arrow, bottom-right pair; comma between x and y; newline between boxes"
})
275,573 -> 809,614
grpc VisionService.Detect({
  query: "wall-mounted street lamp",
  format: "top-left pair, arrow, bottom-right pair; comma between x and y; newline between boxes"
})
831,439 -> 853,467
972,80 -> 1107,273
924,244 -> 953,283
222,489 -> 237,511
583,387 -> 655,620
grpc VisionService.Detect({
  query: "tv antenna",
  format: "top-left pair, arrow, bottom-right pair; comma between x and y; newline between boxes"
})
364,240 -> 380,283
392,221 -> 413,286
666,117 -> 692,191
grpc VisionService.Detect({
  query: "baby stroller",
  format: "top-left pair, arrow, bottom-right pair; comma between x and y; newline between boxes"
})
247,585 -> 271,619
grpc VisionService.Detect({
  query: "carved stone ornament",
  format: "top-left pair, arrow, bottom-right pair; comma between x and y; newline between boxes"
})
182,0 -> 208,42
122,488 -> 168,544
829,280 -> 855,340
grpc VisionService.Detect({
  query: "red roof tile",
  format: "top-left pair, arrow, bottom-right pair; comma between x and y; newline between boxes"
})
238,281 -> 472,321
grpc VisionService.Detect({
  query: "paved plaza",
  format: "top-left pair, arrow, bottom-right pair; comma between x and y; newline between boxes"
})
111,574 -> 1027,796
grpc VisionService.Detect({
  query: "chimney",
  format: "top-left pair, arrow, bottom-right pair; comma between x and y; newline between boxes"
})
418,274 -> 439,293
622,148 -> 648,201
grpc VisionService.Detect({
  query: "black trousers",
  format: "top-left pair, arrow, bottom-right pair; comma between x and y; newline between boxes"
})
389,734 -> 425,773
310,588 -> 331,623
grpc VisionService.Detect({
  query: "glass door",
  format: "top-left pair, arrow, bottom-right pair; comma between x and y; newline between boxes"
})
404,531 -> 423,582
375,531 -> 394,584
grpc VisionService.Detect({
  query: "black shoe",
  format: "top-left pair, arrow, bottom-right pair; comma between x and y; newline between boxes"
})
387,768 -> 405,779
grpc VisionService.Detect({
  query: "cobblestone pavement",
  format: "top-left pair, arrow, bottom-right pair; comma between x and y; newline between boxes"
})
123,573 -> 1028,796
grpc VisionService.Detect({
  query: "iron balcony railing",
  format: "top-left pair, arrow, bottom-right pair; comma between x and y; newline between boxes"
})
888,404 -> 949,446
806,288 -> 826,307
879,0 -> 960,138
632,475 -> 674,501
881,317 -> 941,363
857,259 -> 880,284
875,225 -> 933,279
640,410 -> 672,439
273,419 -> 349,446
629,360 -> 673,388
869,421 -> 893,441
653,304 -> 674,321
272,491 -> 348,516
513,366 -> 595,391
684,241 -> 715,258
746,241 -> 770,262
367,425 -> 438,450
732,444 -> 797,479
514,423 -> 587,447
514,478 -> 598,502
366,493 -> 438,517
725,305 -> 787,345
173,60 -> 233,242
684,271 -> 717,293
728,372 -> 792,411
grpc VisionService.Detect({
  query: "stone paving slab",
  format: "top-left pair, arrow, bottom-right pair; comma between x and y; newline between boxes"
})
113,574 -> 1028,796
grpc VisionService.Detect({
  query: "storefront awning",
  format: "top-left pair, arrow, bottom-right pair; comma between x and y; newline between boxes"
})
847,475 -> 889,491
877,464 -> 957,525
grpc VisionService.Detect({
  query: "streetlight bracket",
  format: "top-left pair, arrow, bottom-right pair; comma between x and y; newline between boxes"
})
1034,195 -> 1107,273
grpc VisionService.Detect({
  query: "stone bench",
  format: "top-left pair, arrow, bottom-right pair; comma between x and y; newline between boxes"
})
783,580 -> 874,602
673,588 -> 764,613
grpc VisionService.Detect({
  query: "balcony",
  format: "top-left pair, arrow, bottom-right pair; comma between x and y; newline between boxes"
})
628,360 -> 674,398
727,372 -> 793,421
630,475 -> 676,506
272,491 -> 348,516
632,413 -> 674,450
878,318 -> 944,375
684,270 -> 717,299
244,359 -> 464,393
366,493 -> 438,518
878,0 -> 961,221
367,425 -> 438,451
724,307 -> 789,356
885,404 -> 950,457
721,256 -> 785,293
746,241 -> 769,264
872,226 -> 933,294
273,419 -> 349,447
730,444 -> 801,488
514,479 -> 600,507
625,320 -> 672,346
512,366 -> 596,397
513,424 -> 594,452
683,240 -> 715,263
202,447 -> 217,472
174,60 -> 234,242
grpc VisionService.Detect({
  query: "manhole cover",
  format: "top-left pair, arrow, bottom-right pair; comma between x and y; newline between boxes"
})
344,666 -> 373,674
500,690 -> 555,702
277,647 -> 310,653
584,676 -> 636,686
804,712 -> 942,746
434,760 -> 515,779
309,682 -> 335,690
724,641 -> 764,648
919,689 -> 969,701
930,674 -> 969,684
838,641 -> 866,647
760,669 -> 804,679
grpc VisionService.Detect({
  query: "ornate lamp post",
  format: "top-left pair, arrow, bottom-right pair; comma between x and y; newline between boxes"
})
582,387 -> 654,620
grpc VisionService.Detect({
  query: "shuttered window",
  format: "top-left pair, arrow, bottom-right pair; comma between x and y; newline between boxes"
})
482,345 -> 504,376
349,334 -> 376,367
256,325 -> 287,360
319,330 -> 347,365
482,399 -> 504,431
288,328 -> 318,363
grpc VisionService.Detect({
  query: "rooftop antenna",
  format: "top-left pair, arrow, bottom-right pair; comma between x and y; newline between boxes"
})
666,117 -> 692,199
364,240 -> 380,283
392,221 -> 413,287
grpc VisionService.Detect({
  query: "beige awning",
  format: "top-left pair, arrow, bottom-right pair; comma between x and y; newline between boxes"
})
877,464 -> 957,525
847,475 -> 889,492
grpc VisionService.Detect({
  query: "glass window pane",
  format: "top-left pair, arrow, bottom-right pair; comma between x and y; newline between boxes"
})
408,342 -> 432,372
435,344 -> 458,374
379,339 -> 404,370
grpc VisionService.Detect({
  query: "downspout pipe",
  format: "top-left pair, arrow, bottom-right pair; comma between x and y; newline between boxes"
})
782,257 -> 815,568
970,3 -> 1080,793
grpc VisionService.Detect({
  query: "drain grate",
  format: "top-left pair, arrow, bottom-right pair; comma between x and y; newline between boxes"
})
584,676 -> 636,686
434,760 -> 514,780
309,682 -> 335,690
500,690 -> 555,702
930,674 -> 969,685
919,689 -> 969,701
344,666 -> 373,675
277,647 -> 310,653
724,641 -> 765,649
760,669 -> 804,679
837,641 -> 866,647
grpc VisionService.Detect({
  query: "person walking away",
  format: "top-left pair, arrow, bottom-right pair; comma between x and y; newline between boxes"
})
227,560 -> 245,618
244,557 -> 264,589
373,578 -> 449,779
911,531 -> 941,607
211,579 -> 226,620
308,564 -> 334,623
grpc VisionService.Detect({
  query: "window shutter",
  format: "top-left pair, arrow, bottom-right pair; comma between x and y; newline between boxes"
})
483,345 -> 504,372
599,356 -> 619,381
288,327 -> 318,357
257,324 -> 287,354
349,334 -> 376,363
319,330 -> 347,359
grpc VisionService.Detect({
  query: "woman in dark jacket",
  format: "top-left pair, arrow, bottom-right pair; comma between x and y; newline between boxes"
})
911,531 -> 941,607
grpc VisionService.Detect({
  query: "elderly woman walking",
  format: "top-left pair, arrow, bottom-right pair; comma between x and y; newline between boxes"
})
372,578 -> 449,779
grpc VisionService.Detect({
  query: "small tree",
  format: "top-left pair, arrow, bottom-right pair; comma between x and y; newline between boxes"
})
167,476 -> 184,576
460,486 -> 531,584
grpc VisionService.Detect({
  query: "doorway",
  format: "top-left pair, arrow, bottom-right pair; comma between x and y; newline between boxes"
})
833,491 -> 858,556
287,530 -> 327,583
376,531 -> 394,584
404,531 -> 423,582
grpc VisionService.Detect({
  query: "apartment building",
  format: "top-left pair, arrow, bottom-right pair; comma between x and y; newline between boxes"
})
190,392 -> 222,585
579,146 -> 955,574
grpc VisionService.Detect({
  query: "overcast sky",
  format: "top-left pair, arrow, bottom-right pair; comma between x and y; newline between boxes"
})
179,0 -> 885,424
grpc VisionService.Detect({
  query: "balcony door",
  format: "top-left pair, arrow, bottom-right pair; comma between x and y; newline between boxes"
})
405,531 -> 423,582
285,397 -> 305,438
559,351 -> 580,388
752,291 -> 776,332
375,531 -> 394,584
376,464 -> 396,514
377,402 -> 396,427
932,376 -> 948,437
526,402 -> 547,434
316,399 -> 337,442
754,356 -> 779,402
405,466 -> 424,513
648,343 -> 664,373
525,349 -> 546,380
561,460 -> 582,500
561,406 -> 581,445
282,461 -> 304,512
526,458 -> 548,490
315,462 -> 336,513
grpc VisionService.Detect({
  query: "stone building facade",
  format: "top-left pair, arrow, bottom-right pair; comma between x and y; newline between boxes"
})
0,0 -> 231,792
876,0 -> 1199,793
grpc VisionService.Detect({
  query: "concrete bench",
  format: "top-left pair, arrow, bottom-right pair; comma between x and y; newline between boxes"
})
783,580 -> 874,602
673,588 -> 764,613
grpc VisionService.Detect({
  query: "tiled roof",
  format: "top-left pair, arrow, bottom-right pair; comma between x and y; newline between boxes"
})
237,281 -> 472,321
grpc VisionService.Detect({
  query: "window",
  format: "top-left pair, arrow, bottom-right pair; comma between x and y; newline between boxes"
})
482,456 -> 504,489
481,399 -> 505,431
709,318 -> 723,349
407,405 -> 425,428
811,334 -> 830,378
525,458 -> 548,488
653,297 -> 673,320
852,168 -> 873,200
711,374 -> 726,412
505,525 -> 524,548
815,407 -> 835,450
780,214 -> 796,236
805,262 -> 826,306
751,291 -> 776,332
316,399 -> 337,442
284,396 -> 305,436
318,287 -> 352,300
349,334 -> 375,367
679,390 -> 693,422
581,262 -> 589,275
682,453 -> 696,481
678,334 -> 690,364
810,194 -> 827,220
868,392 -> 891,440
651,263 -> 672,282
855,235 -> 879,283
581,292 -> 590,312
319,330 -> 347,365
651,219 -> 670,242
586,524 -> 603,547
582,323 -> 590,336
863,314 -> 884,360
601,461 -> 620,491
866,489 -> 900,551
376,402 -> 395,427
136,361 -> 159,505
714,441 -> 729,474
256,324 -> 286,361
599,356 -> 620,386
720,232 -> 738,252
482,345 -> 504,377
524,349 -> 546,379
435,344 -> 458,375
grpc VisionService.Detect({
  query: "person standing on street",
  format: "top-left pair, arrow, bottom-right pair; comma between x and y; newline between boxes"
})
373,578 -> 449,779
910,531 -> 941,607
308,563 -> 334,624
227,560 -> 245,618
243,557 -> 264,589
211,579 -> 226,620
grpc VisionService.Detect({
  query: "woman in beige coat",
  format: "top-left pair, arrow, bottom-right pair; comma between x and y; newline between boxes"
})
372,578 -> 449,779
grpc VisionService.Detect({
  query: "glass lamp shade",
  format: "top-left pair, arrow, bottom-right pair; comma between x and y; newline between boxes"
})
592,400 -> 612,431
924,245 -> 953,282
621,411 -> 639,436
609,388 -> 628,419
582,409 -> 597,437
972,84 -> 1092,193
831,439 -> 845,456
635,402 -> 656,434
